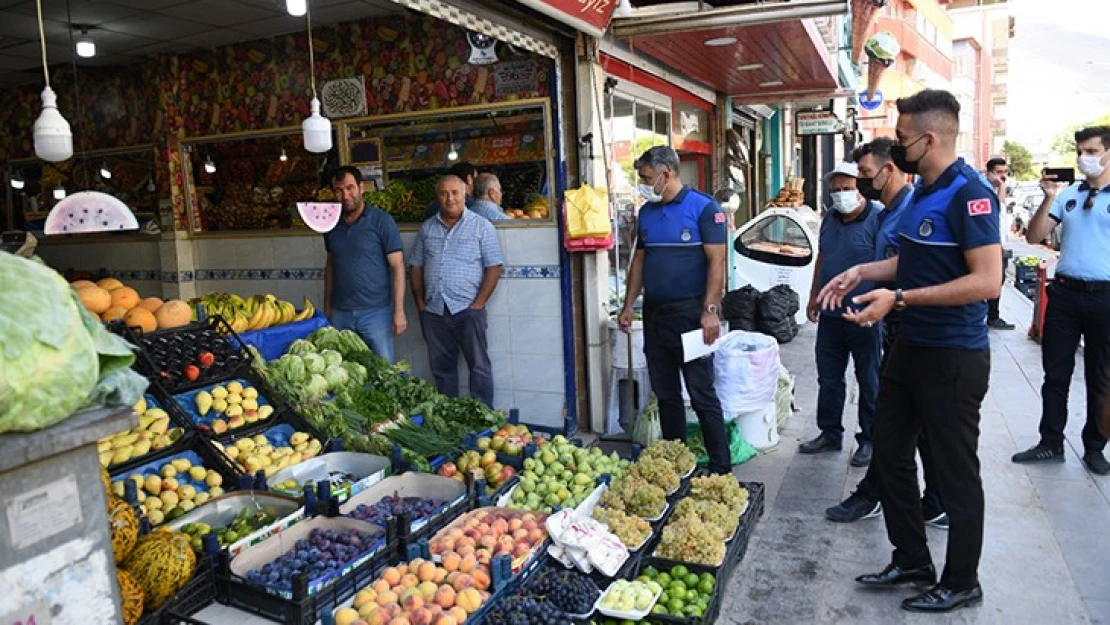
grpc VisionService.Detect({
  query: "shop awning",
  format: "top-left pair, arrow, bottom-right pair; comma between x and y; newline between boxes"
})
609,0 -> 848,99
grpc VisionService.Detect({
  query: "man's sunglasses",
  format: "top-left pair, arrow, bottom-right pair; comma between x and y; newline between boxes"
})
1085,186 -> 1101,210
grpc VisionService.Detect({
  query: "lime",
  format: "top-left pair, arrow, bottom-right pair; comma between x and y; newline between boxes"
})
670,581 -> 687,595
685,573 -> 699,588
668,599 -> 685,613
643,566 -> 659,579
671,565 -> 689,578
687,589 -> 701,601
700,572 -> 715,585
659,592 -> 670,604
691,605 -> 705,617
658,573 -> 671,585
698,578 -> 715,595
651,605 -> 668,615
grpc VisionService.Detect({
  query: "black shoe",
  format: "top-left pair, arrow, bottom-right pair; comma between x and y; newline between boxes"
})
987,317 -> 1015,330
902,584 -> 983,612
799,433 -> 842,454
826,492 -> 882,523
856,562 -> 937,587
850,442 -> 872,467
1083,450 -> 1110,475
1012,444 -> 1065,464
924,511 -> 949,530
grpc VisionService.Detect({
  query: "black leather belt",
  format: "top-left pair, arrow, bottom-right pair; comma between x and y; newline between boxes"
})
1055,275 -> 1110,292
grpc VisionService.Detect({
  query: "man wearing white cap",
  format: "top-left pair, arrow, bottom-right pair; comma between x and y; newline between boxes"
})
800,162 -> 883,467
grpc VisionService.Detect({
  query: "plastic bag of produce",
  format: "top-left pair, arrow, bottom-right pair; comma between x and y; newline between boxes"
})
0,252 -> 145,432
714,330 -> 781,417
629,394 -> 661,447
757,284 -> 800,343
686,421 -> 757,467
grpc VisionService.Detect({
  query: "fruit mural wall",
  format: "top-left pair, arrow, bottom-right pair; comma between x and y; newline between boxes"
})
0,12 -> 552,230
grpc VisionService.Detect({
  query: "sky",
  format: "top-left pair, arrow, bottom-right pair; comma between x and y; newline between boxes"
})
1007,0 -> 1110,155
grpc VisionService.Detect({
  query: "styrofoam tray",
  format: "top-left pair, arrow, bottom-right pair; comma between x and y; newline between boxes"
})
642,501 -> 669,523
338,472 -> 467,533
165,490 -> 304,558
594,581 -> 662,620
680,464 -> 695,479
267,451 -> 390,502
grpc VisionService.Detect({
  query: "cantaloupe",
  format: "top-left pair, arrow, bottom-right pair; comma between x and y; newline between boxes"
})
102,306 -> 129,322
124,308 -> 158,333
71,279 -> 96,289
110,287 -> 140,311
97,278 -> 124,291
136,297 -> 164,312
116,569 -> 145,625
77,285 -> 112,314
121,531 -> 197,611
155,300 -> 192,330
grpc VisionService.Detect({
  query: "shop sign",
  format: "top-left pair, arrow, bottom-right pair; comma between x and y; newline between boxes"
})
515,0 -> 617,38
494,61 -> 540,97
321,77 -> 368,119
796,110 -> 845,136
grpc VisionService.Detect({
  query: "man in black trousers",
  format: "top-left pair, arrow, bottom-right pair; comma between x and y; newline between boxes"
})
818,90 -> 1002,613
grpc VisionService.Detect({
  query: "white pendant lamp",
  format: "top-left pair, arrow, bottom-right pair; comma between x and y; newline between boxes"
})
204,156 -> 217,174
301,2 -> 332,154
75,30 -> 96,58
10,171 -> 25,190
99,163 -> 112,179
33,0 -> 73,162
286,0 -> 307,17
53,184 -> 66,200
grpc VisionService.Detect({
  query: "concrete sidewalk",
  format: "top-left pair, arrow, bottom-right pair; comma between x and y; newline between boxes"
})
719,276 -> 1110,624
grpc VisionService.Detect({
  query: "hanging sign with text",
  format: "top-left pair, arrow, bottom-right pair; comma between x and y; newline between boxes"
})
796,110 -> 846,136
514,0 -> 617,38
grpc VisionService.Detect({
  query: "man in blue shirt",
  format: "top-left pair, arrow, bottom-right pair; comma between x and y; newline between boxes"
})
411,175 -> 503,406
818,90 -> 1002,613
800,162 -> 882,467
824,138 -> 947,528
469,173 -> 511,222
324,166 -> 406,363
424,162 -> 478,219
617,146 -> 730,474
1013,125 -> 1110,475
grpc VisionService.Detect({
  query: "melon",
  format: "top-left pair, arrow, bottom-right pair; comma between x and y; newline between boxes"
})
297,202 -> 341,233
97,278 -> 124,291
108,496 -> 139,563
44,191 -> 139,236
77,286 -> 112,314
136,297 -> 164,312
116,569 -> 145,625
102,306 -> 129,322
155,300 -> 192,330
124,308 -> 158,333
111,287 -> 140,311
122,531 -> 197,611
71,279 -> 96,289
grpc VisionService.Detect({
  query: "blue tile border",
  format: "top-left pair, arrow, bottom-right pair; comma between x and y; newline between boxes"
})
106,265 -> 560,284
502,265 -> 561,279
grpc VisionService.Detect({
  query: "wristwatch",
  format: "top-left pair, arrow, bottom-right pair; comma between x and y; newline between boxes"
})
894,289 -> 907,311
705,304 -> 719,315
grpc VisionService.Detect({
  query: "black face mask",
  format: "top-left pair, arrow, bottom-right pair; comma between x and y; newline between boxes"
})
891,135 -> 927,175
857,168 -> 889,202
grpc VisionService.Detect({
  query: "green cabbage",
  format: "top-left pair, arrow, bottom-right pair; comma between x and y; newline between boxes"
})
302,353 -> 326,375
287,339 -> 316,355
341,361 -> 368,387
308,327 -> 344,353
337,330 -> 369,356
323,364 -> 349,390
305,373 -> 329,400
320,349 -> 342,368
0,253 -> 145,433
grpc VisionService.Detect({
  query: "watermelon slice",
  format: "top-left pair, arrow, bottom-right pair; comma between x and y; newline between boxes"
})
44,191 -> 139,236
297,202 -> 342,233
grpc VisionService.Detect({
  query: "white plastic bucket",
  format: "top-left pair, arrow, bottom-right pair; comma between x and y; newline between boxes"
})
735,402 -> 779,450
608,319 -> 648,370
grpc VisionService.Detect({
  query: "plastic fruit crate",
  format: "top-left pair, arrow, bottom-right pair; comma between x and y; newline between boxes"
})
210,409 -> 327,477
140,556 -> 218,625
116,315 -> 253,394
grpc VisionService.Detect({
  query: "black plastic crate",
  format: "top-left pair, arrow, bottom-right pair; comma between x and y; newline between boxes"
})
1017,281 -> 1038,300
137,556 -> 218,625
591,436 -> 643,461
216,529 -> 400,625
632,560 -> 725,624
1015,264 -> 1039,284
116,315 -> 253,395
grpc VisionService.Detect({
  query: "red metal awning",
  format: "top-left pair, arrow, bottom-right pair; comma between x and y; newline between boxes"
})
610,0 -> 847,99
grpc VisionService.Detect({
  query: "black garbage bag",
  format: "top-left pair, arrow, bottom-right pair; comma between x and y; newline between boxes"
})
722,285 -> 761,331
757,284 -> 800,343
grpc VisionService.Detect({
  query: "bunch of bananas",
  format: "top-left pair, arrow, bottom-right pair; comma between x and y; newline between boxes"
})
194,293 -> 315,334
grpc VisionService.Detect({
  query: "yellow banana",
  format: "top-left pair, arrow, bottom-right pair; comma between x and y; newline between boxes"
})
246,305 -> 266,331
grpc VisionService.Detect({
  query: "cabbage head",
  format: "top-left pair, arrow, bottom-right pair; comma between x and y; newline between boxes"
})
302,353 -> 326,375
287,339 -> 316,356
323,364 -> 349,391
341,361 -> 368,387
1,254 -> 99,432
304,373 -> 329,400
320,349 -> 343,368
337,329 -> 369,356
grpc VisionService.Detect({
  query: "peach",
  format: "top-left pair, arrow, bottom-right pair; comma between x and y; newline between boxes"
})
457,536 -> 476,550
373,579 -> 392,594
426,604 -> 443,616
457,545 -> 476,558
363,608 -> 389,625
528,529 -> 545,543
464,517 -> 480,529
491,518 -> 508,535
376,590 -> 399,606
417,562 -> 438,583
459,555 -> 478,573
456,588 -> 482,614
432,615 -> 458,625
409,608 -> 433,625
522,520 -> 538,531
382,567 -> 402,587
512,528 -> 529,540
388,618 -> 411,625
359,603 -> 384,621
447,527 -> 464,539
409,559 -> 425,571
477,552 -> 491,566
451,573 -> 475,592
401,574 -> 420,588
508,518 -> 523,532
513,542 -> 531,558
434,585 -> 456,609
521,513 -> 536,522
438,537 -> 456,552
400,589 -> 423,611
353,589 -> 378,609
448,607 -> 467,622
418,581 -> 439,599
478,535 -> 497,550
432,568 -> 448,584
334,607 -> 361,625
471,569 -> 490,591
441,552 -> 461,573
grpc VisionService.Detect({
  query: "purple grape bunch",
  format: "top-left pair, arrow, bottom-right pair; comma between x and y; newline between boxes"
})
245,528 -> 378,590
347,495 -> 444,526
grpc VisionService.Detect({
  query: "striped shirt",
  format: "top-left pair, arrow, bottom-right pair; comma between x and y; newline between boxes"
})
410,209 -> 503,315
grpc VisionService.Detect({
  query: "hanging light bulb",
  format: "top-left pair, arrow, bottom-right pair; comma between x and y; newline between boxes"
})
10,171 -> 24,190
286,0 -> 307,16
75,30 -> 96,58
204,156 -> 216,174
279,148 -> 288,162
301,3 -> 332,154
447,143 -> 459,161
53,184 -> 66,200
33,0 -> 72,162
147,178 -> 156,193
99,164 -> 112,179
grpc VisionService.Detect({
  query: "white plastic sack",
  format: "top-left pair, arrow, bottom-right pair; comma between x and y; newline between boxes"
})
714,330 -> 781,416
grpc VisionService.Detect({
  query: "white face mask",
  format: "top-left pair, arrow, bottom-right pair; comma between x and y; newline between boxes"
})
637,174 -> 664,203
830,190 -> 860,214
1077,154 -> 1107,178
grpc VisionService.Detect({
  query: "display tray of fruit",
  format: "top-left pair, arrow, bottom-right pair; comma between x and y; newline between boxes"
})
109,438 -> 239,527
122,315 -> 252,394
332,556 -> 495,625
627,455 -> 683,497
598,473 -> 669,521
172,378 -> 274,432
650,475 -> 759,569
439,449 -> 517,496
634,563 -> 720,624
429,507 -> 549,573
595,578 -> 663,620
499,438 -> 630,513
166,490 -> 305,558
213,421 -> 324,477
339,472 -> 468,536
474,422 -> 550,468
98,394 -> 186,471
229,516 -> 389,600
267,451 -> 391,503
639,440 -> 698,482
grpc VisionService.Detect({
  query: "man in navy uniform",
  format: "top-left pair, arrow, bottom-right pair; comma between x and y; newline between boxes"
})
618,146 -> 730,474
824,138 -> 947,528
800,162 -> 883,467
818,89 -> 1001,612
1013,126 -> 1110,475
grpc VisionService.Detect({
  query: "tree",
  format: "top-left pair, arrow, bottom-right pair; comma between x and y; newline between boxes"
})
1051,114 -> 1110,158
1002,140 -> 1037,181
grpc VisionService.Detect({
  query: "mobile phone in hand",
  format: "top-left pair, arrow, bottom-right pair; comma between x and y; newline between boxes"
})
1043,167 -> 1076,184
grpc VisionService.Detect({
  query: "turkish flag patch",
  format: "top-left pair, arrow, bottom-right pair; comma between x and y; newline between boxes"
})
967,198 -> 992,216
714,212 -> 726,224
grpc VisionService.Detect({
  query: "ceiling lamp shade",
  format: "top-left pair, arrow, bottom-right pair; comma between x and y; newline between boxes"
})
203,156 -> 216,174
303,98 -> 332,153
53,184 -> 66,200
34,86 -> 73,162
75,32 -> 95,58
287,0 -> 307,17
10,172 -> 25,190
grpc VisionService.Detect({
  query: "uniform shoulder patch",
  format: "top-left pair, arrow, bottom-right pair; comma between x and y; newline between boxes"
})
714,212 -> 725,224
967,198 -> 992,216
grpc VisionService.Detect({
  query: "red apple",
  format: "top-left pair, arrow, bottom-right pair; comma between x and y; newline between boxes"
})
438,462 -> 458,478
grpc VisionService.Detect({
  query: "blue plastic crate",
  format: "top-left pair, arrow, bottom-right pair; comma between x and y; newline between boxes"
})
171,378 -> 274,429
